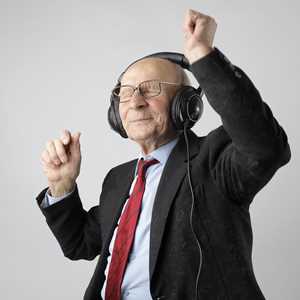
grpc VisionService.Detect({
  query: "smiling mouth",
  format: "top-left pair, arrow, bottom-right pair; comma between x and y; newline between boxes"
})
131,118 -> 151,123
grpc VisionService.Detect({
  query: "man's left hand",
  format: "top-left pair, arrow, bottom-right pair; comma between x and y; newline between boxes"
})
183,9 -> 217,64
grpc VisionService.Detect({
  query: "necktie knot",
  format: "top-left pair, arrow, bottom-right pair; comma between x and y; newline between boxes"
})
137,158 -> 159,181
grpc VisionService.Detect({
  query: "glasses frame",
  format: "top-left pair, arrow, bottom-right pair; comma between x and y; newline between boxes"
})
111,79 -> 182,103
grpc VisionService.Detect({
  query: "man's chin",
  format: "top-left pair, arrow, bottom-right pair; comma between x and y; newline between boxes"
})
127,129 -> 155,143
128,133 -> 152,143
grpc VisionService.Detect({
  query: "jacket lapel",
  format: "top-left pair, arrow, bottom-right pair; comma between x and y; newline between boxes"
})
149,130 -> 200,279
100,159 -> 137,257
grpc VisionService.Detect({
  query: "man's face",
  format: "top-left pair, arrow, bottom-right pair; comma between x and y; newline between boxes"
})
118,58 -> 182,147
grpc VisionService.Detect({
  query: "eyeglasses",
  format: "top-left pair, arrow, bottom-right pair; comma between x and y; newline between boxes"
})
112,79 -> 182,103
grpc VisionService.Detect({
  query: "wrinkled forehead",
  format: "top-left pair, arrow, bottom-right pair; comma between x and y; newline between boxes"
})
120,57 -> 181,85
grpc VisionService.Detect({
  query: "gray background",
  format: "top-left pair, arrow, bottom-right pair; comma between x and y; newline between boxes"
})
1,0 -> 299,299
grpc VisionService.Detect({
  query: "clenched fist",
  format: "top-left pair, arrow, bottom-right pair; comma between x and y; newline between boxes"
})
40,129 -> 82,197
183,9 -> 217,64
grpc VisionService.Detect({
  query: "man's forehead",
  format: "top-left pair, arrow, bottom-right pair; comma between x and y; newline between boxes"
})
120,57 -> 180,85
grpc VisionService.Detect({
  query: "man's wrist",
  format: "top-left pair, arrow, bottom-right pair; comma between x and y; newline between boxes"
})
186,45 -> 214,64
48,181 -> 76,198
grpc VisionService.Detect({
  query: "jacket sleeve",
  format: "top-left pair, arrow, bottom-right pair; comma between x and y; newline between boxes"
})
36,170 -> 112,260
190,47 -> 291,206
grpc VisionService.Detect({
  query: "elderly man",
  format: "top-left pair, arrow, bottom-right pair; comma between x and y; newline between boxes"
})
36,9 -> 291,300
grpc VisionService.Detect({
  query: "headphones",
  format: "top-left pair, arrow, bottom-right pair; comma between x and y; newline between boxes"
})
107,52 -> 204,138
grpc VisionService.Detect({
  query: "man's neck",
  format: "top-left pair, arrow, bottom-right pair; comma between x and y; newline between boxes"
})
139,132 -> 179,155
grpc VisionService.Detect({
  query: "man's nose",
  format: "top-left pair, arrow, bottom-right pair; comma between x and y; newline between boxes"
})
129,90 -> 148,108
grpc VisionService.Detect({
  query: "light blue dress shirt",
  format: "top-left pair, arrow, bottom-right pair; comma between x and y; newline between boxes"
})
41,137 -> 179,300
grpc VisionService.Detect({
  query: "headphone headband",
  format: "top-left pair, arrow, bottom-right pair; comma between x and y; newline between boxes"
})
130,52 -> 191,70
118,52 -> 191,82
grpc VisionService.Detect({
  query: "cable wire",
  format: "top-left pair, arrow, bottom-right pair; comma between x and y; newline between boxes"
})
183,122 -> 203,300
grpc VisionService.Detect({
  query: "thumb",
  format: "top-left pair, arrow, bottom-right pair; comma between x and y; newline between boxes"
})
72,131 -> 81,144
69,131 -> 81,153
61,129 -> 72,145
183,9 -> 195,38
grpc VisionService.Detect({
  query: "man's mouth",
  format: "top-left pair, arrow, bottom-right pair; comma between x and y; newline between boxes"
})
131,118 -> 152,123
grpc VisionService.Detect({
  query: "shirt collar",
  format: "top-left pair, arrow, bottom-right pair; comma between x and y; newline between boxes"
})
134,136 -> 179,176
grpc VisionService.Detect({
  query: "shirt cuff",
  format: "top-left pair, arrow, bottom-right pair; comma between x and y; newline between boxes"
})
45,185 -> 76,206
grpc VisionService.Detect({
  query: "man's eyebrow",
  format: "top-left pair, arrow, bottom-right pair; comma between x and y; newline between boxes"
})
120,79 -> 161,86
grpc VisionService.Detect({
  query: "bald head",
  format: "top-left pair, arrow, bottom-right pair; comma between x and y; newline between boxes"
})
120,57 -> 190,87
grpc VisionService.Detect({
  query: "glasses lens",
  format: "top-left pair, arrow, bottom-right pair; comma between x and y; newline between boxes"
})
113,86 -> 134,102
140,80 -> 160,98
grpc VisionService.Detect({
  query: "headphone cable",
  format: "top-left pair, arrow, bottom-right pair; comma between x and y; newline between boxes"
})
183,121 -> 203,300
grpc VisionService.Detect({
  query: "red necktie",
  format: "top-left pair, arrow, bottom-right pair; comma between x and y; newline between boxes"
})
105,158 -> 159,300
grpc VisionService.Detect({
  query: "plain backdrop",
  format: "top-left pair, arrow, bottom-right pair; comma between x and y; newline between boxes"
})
1,0 -> 299,299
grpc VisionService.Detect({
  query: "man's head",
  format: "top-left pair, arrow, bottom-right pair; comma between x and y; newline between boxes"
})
118,57 -> 190,153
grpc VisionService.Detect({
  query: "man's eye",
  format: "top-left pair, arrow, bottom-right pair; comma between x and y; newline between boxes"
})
140,82 -> 159,94
119,87 -> 133,97
140,86 -> 151,94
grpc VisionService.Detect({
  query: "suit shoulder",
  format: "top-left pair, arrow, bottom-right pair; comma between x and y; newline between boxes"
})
111,158 -> 137,172
105,158 -> 137,179
197,125 -> 232,163
206,125 -> 230,141
192,125 -> 231,149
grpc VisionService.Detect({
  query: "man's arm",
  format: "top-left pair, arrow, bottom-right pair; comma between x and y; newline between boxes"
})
183,9 -> 290,206
191,47 -> 291,205
37,129 -> 111,260
36,182 -> 104,260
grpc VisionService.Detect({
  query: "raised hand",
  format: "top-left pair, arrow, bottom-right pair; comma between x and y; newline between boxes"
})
40,129 -> 82,197
183,9 -> 217,64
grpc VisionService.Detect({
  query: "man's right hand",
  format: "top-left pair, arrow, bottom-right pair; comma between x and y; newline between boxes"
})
40,129 -> 82,197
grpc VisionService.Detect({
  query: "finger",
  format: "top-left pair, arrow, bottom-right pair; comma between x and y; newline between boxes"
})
41,150 -> 57,168
195,17 -> 217,41
69,132 -> 81,157
71,131 -> 81,145
61,129 -> 71,145
185,9 -> 209,31
41,149 -> 51,163
184,14 -> 202,36
183,10 -> 195,34
188,9 -> 207,19
41,157 -> 57,169
54,138 -> 68,163
46,140 -> 62,165
194,17 -> 208,37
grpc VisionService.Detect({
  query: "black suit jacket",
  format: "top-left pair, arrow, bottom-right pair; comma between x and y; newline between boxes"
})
36,48 -> 291,300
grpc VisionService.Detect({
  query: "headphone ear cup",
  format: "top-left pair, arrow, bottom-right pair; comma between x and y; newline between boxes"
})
107,94 -> 128,138
171,86 -> 203,130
